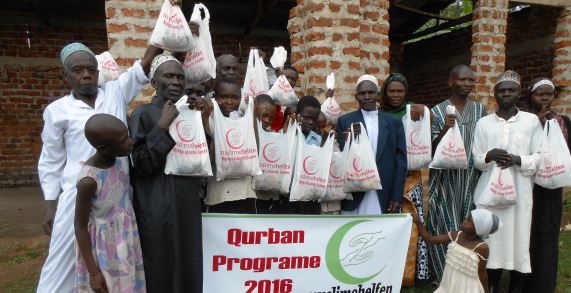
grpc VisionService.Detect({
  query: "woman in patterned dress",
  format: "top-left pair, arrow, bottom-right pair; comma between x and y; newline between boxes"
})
380,73 -> 430,281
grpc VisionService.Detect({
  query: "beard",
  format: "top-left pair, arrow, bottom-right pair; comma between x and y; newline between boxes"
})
76,83 -> 98,96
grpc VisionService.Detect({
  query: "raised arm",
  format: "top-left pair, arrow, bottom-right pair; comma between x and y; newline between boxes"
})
104,45 -> 162,107
412,212 -> 454,244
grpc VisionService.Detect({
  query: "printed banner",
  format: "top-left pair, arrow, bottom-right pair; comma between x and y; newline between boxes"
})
203,214 -> 412,293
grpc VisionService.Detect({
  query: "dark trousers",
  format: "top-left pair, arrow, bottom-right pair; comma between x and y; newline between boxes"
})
276,198 -> 321,214
207,198 -> 257,214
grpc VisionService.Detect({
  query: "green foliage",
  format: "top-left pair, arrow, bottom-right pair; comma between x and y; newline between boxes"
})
408,0 -> 474,43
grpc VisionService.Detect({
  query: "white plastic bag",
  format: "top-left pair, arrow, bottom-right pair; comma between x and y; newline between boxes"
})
289,128 -> 334,201
269,46 -> 287,69
95,52 -> 122,87
268,75 -> 297,106
476,165 -> 516,208
267,48 -> 297,106
321,73 -> 341,123
212,98 -> 262,180
429,105 -> 468,169
164,96 -> 212,176
253,120 -> 297,193
343,123 -> 382,192
242,49 -> 269,99
149,0 -> 194,52
183,3 -> 216,81
535,119 -> 571,188
324,135 -> 352,202
403,104 -> 432,170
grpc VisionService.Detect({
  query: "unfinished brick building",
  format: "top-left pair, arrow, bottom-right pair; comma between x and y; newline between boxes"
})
0,0 -> 569,186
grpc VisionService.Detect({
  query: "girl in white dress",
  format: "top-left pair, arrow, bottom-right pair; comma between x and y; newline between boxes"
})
413,209 -> 502,293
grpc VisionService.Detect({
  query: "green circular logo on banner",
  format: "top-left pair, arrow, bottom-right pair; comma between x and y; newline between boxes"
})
325,220 -> 384,284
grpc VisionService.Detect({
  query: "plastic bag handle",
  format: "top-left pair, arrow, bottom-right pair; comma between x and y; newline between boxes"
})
191,3 -> 210,22
350,122 -> 364,142
251,49 -> 262,68
199,4 -> 210,22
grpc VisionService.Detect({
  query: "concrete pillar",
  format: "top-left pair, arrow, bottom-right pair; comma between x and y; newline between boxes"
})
288,0 -> 391,112
470,0 -> 509,112
552,7 -> 571,114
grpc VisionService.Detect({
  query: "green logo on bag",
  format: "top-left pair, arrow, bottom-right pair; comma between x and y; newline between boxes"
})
325,220 -> 386,284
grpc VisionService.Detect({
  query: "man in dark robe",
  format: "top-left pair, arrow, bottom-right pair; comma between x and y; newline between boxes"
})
129,55 -> 203,293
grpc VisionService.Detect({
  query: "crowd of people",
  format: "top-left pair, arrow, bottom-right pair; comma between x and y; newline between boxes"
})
34,6 -> 566,293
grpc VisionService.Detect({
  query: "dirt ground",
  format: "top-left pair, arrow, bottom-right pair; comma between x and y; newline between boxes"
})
0,187 -> 47,292
0,186 -> 570,292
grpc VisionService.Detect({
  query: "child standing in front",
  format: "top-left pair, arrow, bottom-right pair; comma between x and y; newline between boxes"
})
413,209 -> 502,293
74,114 -> 145,293
253,94 -> 279,214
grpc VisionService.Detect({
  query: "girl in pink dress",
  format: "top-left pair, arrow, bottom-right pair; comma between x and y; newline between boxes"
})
74,114 -> 145,292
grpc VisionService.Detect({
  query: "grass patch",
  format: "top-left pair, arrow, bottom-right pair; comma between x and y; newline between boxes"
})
2,251 -> 44,265
6,252 -> 41,265
559,231 -> 571,292
0,275 -> 37,293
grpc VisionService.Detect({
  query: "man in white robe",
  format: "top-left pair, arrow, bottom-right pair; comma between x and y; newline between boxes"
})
472,70 -> 542,293
36,42 -> 163,292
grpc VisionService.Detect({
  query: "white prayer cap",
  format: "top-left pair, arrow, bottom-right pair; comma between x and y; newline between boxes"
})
471,209 -> 502,237
149,54 -> 181,79
356,74 -> 379,89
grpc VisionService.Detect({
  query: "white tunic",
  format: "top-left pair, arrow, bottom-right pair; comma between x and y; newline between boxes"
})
37,61 -> 149,293
342,109 -> 382,215
472,111 -> 542,273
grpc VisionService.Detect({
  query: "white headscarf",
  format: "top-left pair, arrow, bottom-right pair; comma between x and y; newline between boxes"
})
531,79 -> 555,93
149,54 -> 181,79
471,209 -> 502,237
356,74 -> 379,89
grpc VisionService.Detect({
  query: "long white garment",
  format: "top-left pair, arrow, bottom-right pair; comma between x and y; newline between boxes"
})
37,61 -> 149,293
342,109 -> 382,215
472,111 -> 542,273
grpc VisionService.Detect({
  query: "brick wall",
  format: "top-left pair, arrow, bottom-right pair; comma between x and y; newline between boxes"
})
1,6 -> 289,187
552,7 -> 571,115
506,6 -> 560,110
399,5 -> 561,109
105,0 -> 290,109
400,28 -> 472,107
288,0 -> 390,111
0,16 -> 108,187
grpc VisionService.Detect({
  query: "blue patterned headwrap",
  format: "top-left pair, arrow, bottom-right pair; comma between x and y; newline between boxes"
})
60,42 -> 95,65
